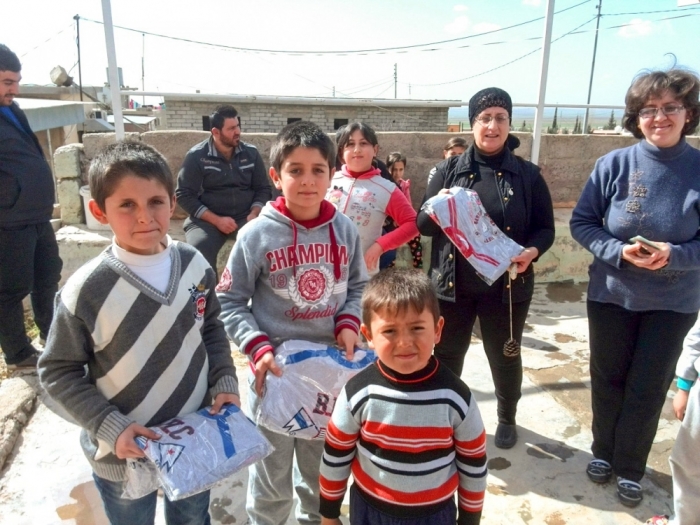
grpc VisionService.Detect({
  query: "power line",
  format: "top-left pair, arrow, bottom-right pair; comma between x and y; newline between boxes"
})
19,23 -> 73,58
408,15 -> 597,88
603,6 -> 700,16
76,0 -> 591,57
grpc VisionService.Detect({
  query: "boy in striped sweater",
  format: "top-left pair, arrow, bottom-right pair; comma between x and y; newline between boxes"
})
39,142 -> 239,525
320,269 -> 487,525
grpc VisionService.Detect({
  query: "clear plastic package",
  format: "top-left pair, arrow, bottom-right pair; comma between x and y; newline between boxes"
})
122,404 -> 273,501
257,340 -> 376,440
422,187 -> 523,285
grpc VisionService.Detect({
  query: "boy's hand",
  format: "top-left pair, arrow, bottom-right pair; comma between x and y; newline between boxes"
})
337,328 -> 358,361
115,422 -> 161,459
364,242 -> 383,272
674,389 -> 690,421
254,351 -> 282,397
321,518 -> 342,525
209,393 -> 241,415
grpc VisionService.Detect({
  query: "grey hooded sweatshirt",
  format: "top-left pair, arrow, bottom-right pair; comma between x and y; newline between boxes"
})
217,197 -> 368,362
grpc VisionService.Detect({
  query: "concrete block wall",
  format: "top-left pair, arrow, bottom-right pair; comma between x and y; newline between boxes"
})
164,99 -> 447,133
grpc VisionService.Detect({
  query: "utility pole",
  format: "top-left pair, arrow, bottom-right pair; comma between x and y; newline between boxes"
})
73,15 -> 83,102
333,86 -> 335,97
394,63 -> 397,99
583,1 -> 603,134
101,0 -> 125,139
531,0 -> 555,165
141,33 -> 145,106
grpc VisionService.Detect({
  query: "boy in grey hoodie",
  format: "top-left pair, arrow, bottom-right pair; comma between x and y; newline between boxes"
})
217,121 -> 368,525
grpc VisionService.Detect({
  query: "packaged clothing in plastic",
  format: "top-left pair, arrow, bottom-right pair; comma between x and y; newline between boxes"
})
257,340 -> 376,440
422,187 -> 523,285
122,404 -> 273,501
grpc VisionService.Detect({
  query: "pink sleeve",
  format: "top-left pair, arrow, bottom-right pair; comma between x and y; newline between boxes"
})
376,188 -> 419,252
399,179 -> 411,201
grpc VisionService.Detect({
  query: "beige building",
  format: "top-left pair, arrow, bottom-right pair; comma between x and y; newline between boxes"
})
162,93 -> 461,133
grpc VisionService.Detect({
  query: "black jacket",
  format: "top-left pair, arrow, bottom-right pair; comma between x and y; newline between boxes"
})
176,137 -> 272,223
417,144 -> 554,303
0,102 -> 55,227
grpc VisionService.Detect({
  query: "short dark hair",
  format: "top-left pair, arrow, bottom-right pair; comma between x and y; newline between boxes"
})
622,68 -> 700,139
385,152 -> 407,170
335,121 -> 379,162
210,104 -> 239,131
89,141 -> 174,212
270,120 -> 335,172
0,44 -> 21,72
444,137 -> 468,152
361,268 -> 440,331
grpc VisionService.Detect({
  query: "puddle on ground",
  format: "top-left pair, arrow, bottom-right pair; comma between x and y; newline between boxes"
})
561,424 -> 581,438
540,344 -> 560,352
573,494 -> 584,501
518,500 -> 533,523
544,511 -> 567,525
554,333 -> 577,343
546,352 -> 569,361
545,282 -> 586,303
210,497 -> 236,524
487,483 -> 509,496
55,482 -> 99,524
487,457 -> 511,470
525,442 -> 576,462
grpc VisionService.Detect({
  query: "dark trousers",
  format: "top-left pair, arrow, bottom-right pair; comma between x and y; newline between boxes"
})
436,292 -> 530,425
183,218 -> 240,275
349,484 -> 457,525
587,300 -> 697,481
0,222 -> 62,363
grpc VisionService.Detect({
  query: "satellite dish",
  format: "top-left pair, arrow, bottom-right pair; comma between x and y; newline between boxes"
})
50,65 -> 74,87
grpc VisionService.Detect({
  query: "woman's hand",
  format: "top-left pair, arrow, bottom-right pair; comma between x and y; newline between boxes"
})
621,241 -> 670,270
511,247 -> 539,273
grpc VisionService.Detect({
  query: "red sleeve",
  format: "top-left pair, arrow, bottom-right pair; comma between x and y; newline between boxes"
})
377,188 -> 419,252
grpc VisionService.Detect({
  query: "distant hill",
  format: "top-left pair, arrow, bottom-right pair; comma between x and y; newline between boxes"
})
448,106 -> 623,130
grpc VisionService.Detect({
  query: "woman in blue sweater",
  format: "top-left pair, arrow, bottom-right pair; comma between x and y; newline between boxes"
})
571,68 -> 700,508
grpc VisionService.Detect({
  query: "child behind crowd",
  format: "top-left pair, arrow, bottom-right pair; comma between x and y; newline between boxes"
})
326,122 -> 419,275
648,319 -> 700,525
216,121 -> 368,525
427,137 -> 468,185
38,141 -> 239,524
383,152 -> 423,269
320,268 -> 487,525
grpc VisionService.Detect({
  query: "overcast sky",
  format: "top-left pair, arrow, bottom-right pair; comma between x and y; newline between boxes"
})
2,0 -> 699,107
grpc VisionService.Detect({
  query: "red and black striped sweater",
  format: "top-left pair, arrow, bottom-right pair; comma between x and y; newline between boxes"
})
319,357 -> 487,525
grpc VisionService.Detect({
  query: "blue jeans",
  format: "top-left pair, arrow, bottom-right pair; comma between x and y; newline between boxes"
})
93,474 -> 211,525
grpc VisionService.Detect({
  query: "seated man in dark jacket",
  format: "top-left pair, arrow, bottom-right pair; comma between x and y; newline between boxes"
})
175,104 -> 271,273
0,44 -> 62,369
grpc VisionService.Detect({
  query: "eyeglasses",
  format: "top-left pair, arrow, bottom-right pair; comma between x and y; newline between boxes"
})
638,105 -> 685,118
474,114 -> 510,125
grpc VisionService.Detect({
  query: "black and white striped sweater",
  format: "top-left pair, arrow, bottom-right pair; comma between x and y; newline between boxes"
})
39,241 -> 238,481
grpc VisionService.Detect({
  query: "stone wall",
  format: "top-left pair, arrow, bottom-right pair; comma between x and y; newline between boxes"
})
164,99 -> 448,133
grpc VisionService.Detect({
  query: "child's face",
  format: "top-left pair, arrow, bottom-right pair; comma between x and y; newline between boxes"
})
88,174 -> 175,255
444,146 -> 465,159
389,161 -> 405,183
361,306 -> 444,375
270,147 -> 333,221
342,130 -> 379,173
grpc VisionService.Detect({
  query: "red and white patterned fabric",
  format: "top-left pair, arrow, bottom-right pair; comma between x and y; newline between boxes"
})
422,187 -> 523,285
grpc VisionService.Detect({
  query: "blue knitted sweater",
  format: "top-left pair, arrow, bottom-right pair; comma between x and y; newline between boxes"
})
571,138 -> 700,313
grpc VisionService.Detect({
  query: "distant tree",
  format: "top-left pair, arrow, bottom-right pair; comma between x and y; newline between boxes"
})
519,120 -> 528,132
604,110 -> 617,130
561,127 -> 570,135
573,115 -> 582,134
547,108 -> 559,134
587,125 -> 593,134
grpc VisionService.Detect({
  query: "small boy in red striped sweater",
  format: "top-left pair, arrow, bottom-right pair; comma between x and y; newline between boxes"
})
319,268 -> 487,525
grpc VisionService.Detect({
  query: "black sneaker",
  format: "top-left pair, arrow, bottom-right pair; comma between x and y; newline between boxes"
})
6,350 -> 40,370
495,423 -> 518,449
617,477 -> 643,507
586,458 -> 612,483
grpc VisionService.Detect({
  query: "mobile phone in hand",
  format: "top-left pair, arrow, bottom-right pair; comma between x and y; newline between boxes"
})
629,235 -> 661,255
